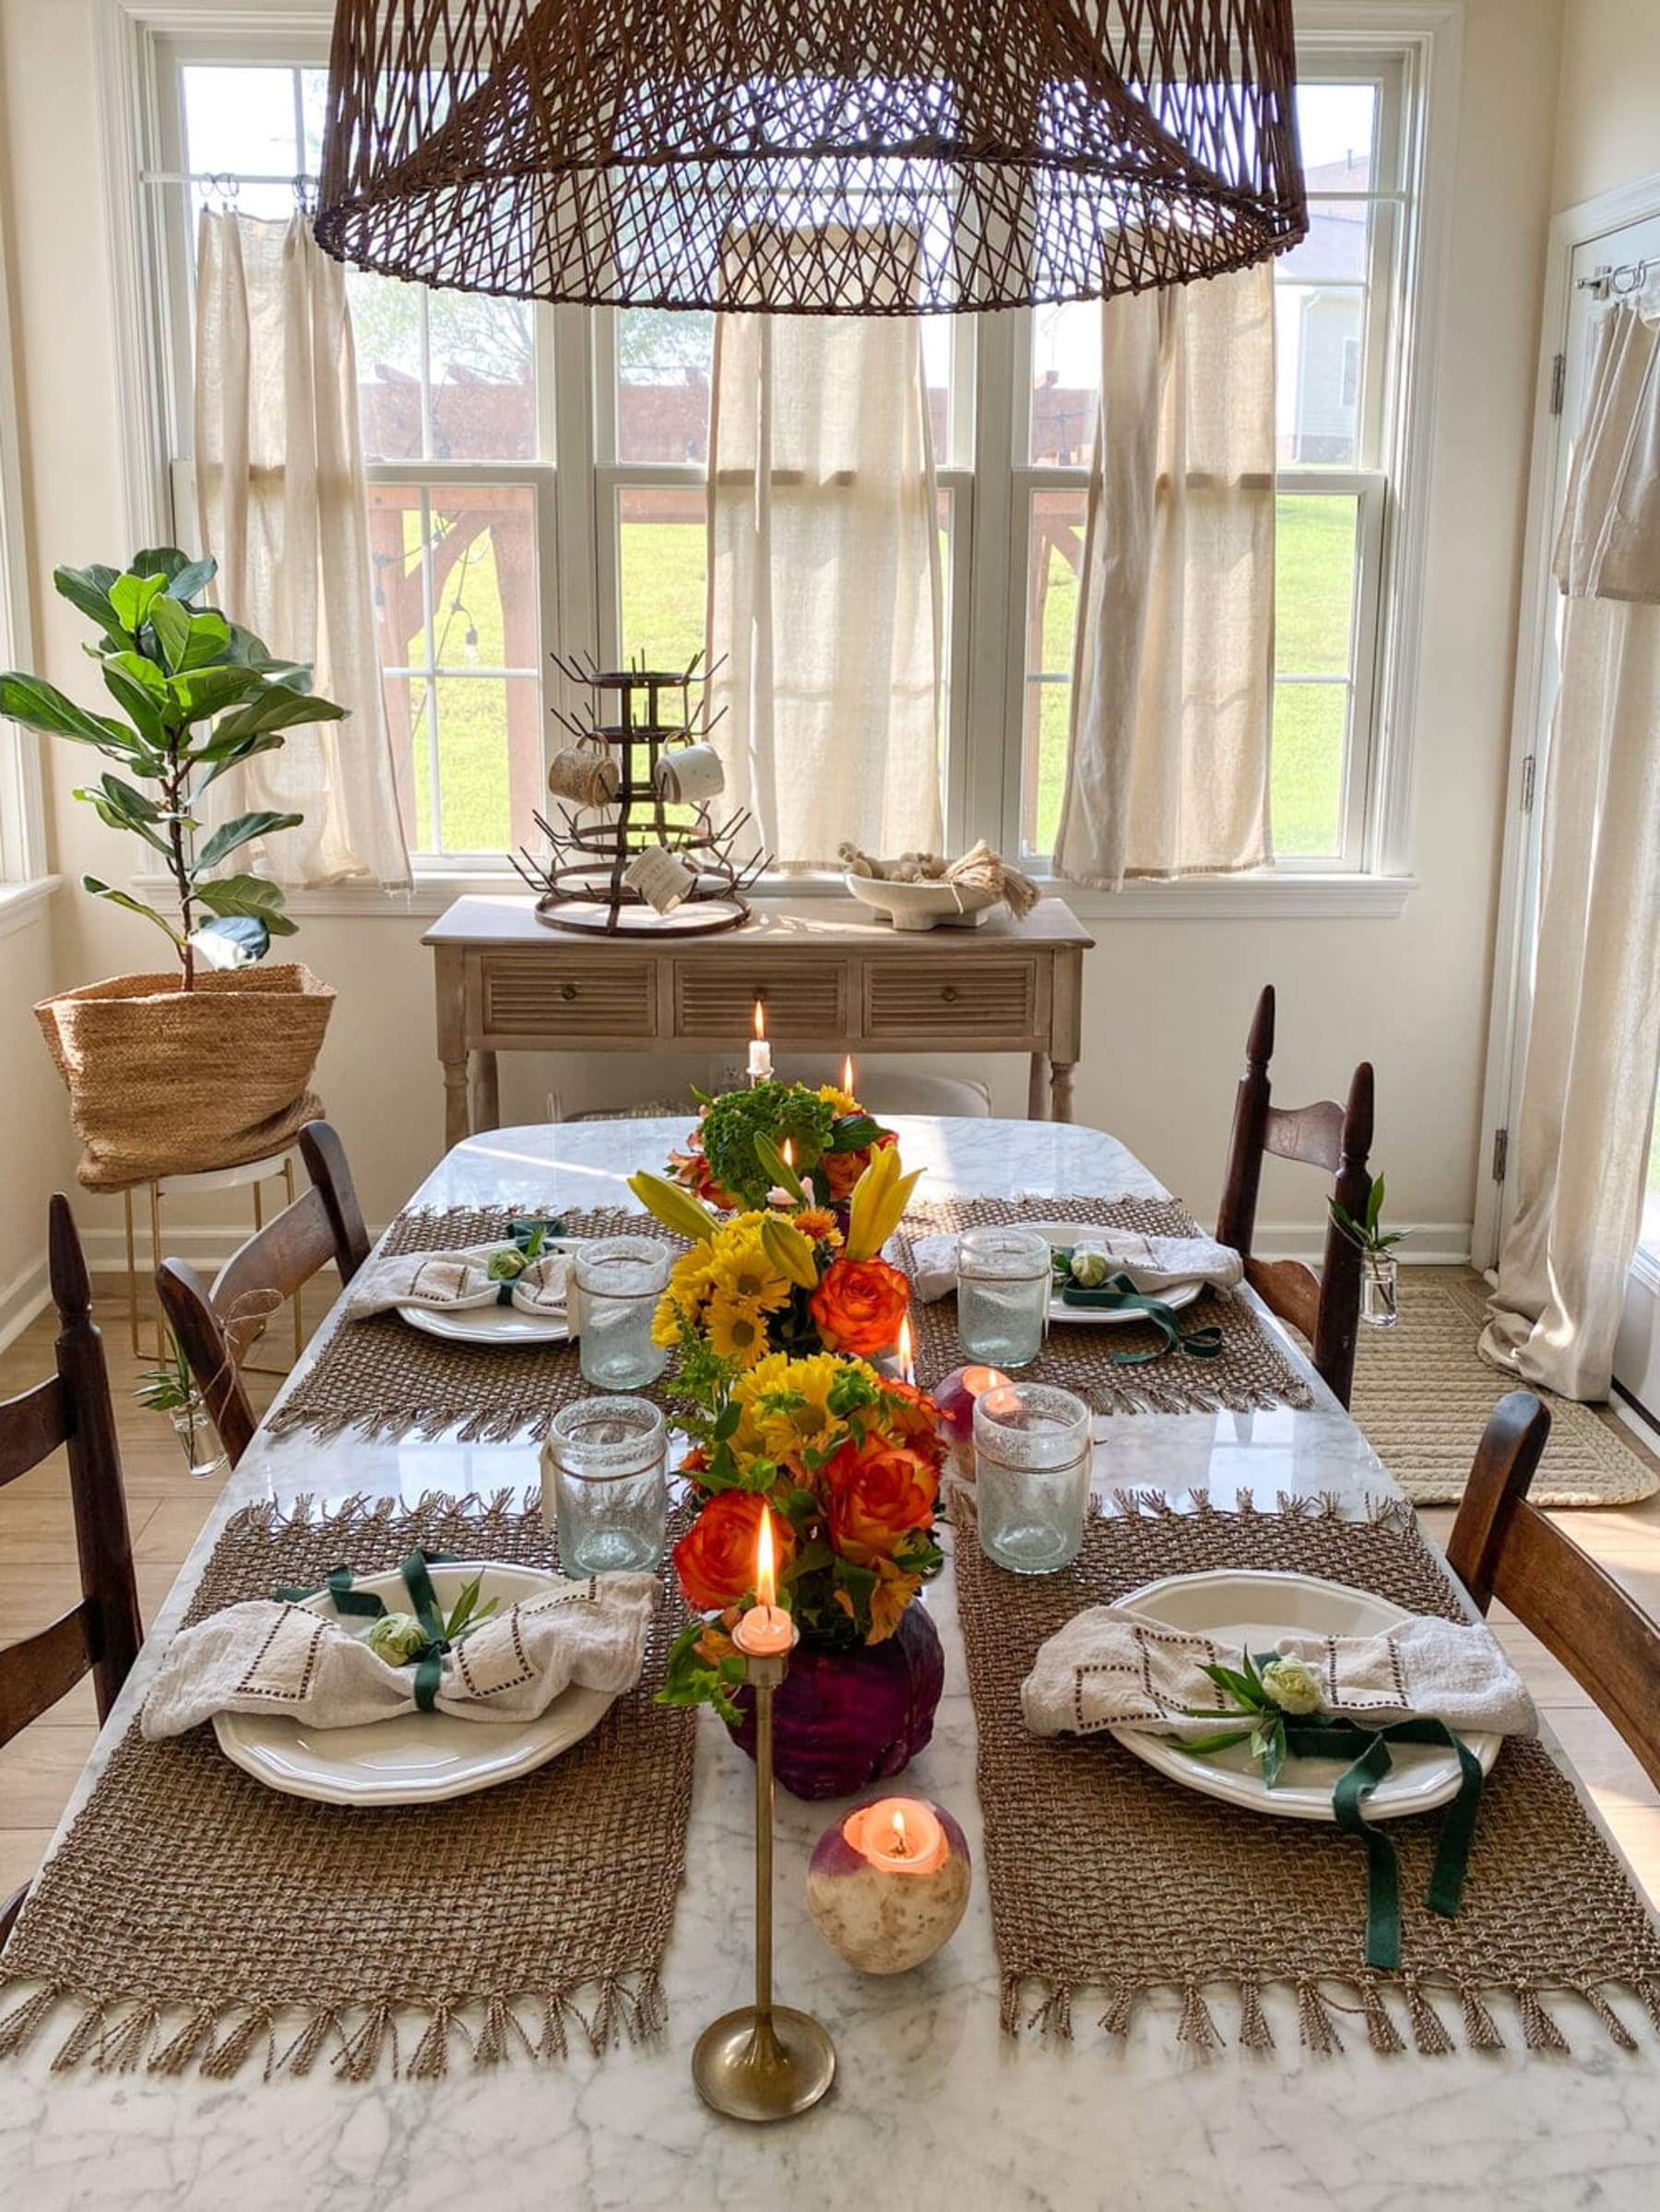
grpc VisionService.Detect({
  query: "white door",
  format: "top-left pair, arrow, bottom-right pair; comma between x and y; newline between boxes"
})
1487,206 -> 1660,1421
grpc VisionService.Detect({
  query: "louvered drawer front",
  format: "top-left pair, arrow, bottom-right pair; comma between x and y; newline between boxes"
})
866,960 -> 1039,1039
673,962 -> 848,1037
480,955 -> 657,1038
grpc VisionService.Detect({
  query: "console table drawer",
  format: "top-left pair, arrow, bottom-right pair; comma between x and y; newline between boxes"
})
673,960 -> 848,1038
865,960 -> 1040,1040
479,954 -> 657,1039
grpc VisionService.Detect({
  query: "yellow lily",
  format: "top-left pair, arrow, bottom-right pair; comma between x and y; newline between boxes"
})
761,1212 -> 820,1289
627,1168 -> 716,1245
844,1145 -> 921,1260
753,1131 -> 808,1203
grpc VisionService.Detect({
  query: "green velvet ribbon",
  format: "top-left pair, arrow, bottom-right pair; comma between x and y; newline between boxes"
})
492,1215 -> 567,1306
1059,1271 -> 1226,1365
276,1545 -> 458,1712
1277,1714 -> 1486,1970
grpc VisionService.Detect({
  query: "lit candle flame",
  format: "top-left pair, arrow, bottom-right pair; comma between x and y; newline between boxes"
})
753,998 -> 767,1042
782,1137 -> 795,1168
890,1807 -> 909,1858
756,1506 -> 777,1610
842,1054 -> 855,1095
897,1312 -> 914,1385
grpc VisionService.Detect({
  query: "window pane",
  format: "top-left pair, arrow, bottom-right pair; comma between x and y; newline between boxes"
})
1019,490 -> 1086,857
616,311 -> 713,462
1276,493 -> 1358,676
1029,302 -> 1098,467
1275,204 -> 1373,466
1295,83 -> 1379,184
428,295 -> 537,459
1271,682 -> 1348,858
619,488 -> 706,669
351,271 -> 426,460
183,65 -> 298,184
922,318 -> 953,464
430,676 -> 539,854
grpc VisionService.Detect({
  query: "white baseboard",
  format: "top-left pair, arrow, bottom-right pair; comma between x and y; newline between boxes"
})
1254,1221 -> 1473,1266
0,1256 -> 51,1354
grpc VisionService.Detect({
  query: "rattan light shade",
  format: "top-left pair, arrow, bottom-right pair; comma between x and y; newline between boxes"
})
315,3 -> 1309,313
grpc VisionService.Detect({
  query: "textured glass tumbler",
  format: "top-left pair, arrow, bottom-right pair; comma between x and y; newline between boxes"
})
575,1235 -> 670,1389
547,1396 -> 669,1574
973,1381 -> 1093,1575
956,1226 -> 1052,1369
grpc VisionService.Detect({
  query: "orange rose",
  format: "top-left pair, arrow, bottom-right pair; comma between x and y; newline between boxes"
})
875,1378 -> 947,1467
823,1433 -> 939,1564
673,1492 -> 794,1614
810,1255 -> 910,1355
820,1147 -> 868,1201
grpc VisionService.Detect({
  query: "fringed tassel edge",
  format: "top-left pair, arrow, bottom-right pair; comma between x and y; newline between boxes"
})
1101,1488 -> 1417,1535
0,1972 -> 670,2081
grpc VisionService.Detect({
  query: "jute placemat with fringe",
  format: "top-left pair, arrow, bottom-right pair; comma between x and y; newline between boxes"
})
0,1492 -> 694,2081
898,1197 -> 1315,1415
954,1492 -> 1660,2057
267,1205 -> 689,1443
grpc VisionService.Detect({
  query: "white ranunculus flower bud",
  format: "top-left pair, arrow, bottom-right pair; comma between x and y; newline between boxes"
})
1068,1246 -> 1111,1289
1261,1657 -> 1322,1716
367,1611 -> 429,1664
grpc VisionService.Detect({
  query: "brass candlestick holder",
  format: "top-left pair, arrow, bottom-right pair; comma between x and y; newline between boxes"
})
692,1635 -> 836,2122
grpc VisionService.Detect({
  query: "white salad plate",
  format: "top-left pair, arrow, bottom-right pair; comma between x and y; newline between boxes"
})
397,1239 -> 575,1347
1023,1220 -> 1204,1329
1109,1568 -> 1500,1823
213,1561 -> 614,1806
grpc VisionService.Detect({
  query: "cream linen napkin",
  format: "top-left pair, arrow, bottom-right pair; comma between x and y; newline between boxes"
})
908,1226 -> 1244,1304
343,1244 -> 573,1320
141,1571 -> 657,1738
1021,1608 -> 1536,1741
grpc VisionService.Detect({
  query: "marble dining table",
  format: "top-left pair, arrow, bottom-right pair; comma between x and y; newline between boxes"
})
2,1116 -> 1657,2212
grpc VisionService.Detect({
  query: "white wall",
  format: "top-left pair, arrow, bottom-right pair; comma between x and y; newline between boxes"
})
1552,0 -> 1660,212
0,0 -> 1570,1272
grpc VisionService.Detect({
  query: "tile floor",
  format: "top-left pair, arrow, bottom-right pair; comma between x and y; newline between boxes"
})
2,1272 -> 1657,1911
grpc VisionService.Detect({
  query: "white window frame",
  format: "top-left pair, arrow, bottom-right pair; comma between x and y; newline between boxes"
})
112,0 -> 1458,921
0,176 -> 54,931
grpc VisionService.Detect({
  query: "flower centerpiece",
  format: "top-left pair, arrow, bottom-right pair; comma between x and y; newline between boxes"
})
666,1079 -> 894,1214
629,1141 -> 947,1799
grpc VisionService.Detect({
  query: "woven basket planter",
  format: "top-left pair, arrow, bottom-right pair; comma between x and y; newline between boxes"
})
35,964 -> 335,1192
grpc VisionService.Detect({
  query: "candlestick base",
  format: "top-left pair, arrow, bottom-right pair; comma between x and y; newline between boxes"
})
692,2004 -> 836,2122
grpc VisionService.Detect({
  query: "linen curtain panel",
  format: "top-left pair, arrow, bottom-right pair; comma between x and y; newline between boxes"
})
1482,304 -> 1660,1400
705,229 -> 943,868
195,211 -> 411,890
1054,265 -> 1276,888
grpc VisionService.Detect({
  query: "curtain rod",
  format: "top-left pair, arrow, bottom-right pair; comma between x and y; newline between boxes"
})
1577,256 -> 1658,298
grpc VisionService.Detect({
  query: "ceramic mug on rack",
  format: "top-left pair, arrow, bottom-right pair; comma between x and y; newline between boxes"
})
548,745 -> 620,808
653,742 -> 726,806
623,842 -> 696,914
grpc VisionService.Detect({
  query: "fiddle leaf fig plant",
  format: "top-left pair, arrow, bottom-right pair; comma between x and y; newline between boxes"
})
0,548 -> 346,986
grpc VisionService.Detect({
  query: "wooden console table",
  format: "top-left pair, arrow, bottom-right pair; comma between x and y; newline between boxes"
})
424,895 -> 1094,1146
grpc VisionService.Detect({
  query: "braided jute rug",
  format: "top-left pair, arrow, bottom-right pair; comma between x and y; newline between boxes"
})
1349,1270 -> 1659,1508
0,1494 -> 694,2081
955,1491 -> 1660,2058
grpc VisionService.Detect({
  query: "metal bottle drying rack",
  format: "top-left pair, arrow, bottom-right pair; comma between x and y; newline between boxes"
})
511,653 -> 767,937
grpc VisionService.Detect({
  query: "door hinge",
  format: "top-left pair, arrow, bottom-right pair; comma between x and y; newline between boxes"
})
1549,351 -> 1566,416
1520,753 -> 1536,812
1491,1127 -> 1510,1184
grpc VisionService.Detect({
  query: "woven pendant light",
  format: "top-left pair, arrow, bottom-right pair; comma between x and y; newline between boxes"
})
315,3 -> 1309,313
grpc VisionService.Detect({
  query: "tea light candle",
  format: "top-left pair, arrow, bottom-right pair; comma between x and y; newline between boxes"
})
931,1363 -> 1012,1439
806,1794 -> 971,1973
747,999 -> 773,1083
732,1506 -> 794,1657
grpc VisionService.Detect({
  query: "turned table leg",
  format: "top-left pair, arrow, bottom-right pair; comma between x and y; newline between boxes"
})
1050,1061 -> 1076,1122
435,950 -> 471,1151
473,1049 -> 502,1132
1027,1051 -> 1051,1121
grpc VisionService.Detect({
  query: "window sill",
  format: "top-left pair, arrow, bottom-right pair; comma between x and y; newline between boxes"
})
0,874 -> 60,940
133,868 -> 1417,925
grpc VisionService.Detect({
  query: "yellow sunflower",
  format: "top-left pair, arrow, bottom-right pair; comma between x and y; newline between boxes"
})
652,1248 -> 716,1345
732,1349 -> 876,1461
706,1294 -> 775,1366
817,1085 -> 858,1116
706,1239 -> 791,1311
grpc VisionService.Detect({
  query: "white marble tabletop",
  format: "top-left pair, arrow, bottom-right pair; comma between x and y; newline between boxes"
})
2,1118 -> 1656,2212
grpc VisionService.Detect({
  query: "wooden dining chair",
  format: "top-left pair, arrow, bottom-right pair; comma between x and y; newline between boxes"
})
1449,1391 -> 1660,1793
156,1119 -> 370,1469
1,1197 -> 143,1943
1215,984 -> 1375,1410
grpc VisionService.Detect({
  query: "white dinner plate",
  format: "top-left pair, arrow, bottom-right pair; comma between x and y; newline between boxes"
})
213,1561 -> 614,1806
1022,1219 -> 1204,1330
1109,1568 -> 1500,1823
396,1239 -> 575,1347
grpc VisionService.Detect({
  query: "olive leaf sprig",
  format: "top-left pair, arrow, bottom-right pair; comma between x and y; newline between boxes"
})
1180,1650 -> 1327,1789
1328,1174 -> 1407,1258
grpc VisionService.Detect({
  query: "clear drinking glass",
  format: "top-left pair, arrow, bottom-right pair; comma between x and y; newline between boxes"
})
575,1235 -> 670,1389
973,1381 -> 1093,1575
545,1396 -> 669,1573
956,1226 -> 1052,1369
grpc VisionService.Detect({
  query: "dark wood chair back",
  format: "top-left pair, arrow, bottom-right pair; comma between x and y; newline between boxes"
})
0,1197 -> 143,1940
156,1120 -> 369,1469
1216,984 -> 1374,1408
1448,1391 -> 1660,1794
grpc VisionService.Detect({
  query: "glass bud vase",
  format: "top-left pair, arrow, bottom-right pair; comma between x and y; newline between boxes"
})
1361,1253 -> 1400,1328
172,1394 -> 228,1480
725,1602 -> 946,1800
